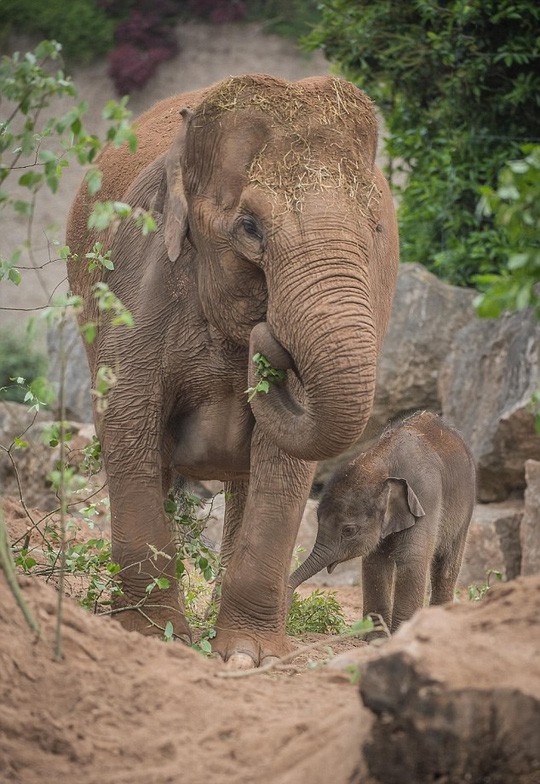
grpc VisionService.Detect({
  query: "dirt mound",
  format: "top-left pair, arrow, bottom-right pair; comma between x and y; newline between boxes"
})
1,542 -> 373,782
360,575 -> 540,783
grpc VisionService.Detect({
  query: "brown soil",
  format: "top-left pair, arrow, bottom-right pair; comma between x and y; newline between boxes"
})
1,497 -> 378,784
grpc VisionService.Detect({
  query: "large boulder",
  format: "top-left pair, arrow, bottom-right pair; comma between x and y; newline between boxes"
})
359,575 -> 540,784
458,500 -> 524,587
370,262 -> 475,429
440,309 -> 540,501
47,317 -> 93,423
521,459 -> 540,575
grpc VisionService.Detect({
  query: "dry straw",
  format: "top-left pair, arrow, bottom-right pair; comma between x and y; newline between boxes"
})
196,75 -> 380,213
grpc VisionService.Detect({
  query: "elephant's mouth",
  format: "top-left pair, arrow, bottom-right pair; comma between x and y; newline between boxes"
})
327,562 -> 338,574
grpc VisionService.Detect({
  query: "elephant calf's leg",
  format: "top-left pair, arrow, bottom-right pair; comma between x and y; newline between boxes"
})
391,558 -> 430,632
430,529 -> 469,606
362,549 -> 395,635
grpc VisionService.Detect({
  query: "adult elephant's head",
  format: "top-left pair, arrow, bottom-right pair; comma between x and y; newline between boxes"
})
155,75 -> 396,462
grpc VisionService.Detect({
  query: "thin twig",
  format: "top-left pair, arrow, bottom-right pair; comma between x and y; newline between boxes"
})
54,313 -> 67,661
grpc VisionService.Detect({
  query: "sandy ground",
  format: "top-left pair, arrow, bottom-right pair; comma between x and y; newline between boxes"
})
1,496 -> 380,784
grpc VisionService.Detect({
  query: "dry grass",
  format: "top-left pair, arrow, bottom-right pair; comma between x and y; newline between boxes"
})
194,75 -> 380,212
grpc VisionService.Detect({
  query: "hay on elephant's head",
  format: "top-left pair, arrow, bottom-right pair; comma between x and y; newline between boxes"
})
196,75 -> 380,212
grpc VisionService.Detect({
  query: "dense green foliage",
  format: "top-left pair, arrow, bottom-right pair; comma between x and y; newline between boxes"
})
475,144 -> 540,318
0,0 -> 114,63
307,1 -> 540,286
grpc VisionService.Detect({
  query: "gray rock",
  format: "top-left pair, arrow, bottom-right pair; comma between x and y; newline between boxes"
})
0,401 -> 103,513
47,317 -> 93,422
371,262 -> 476,429
458,500 -> 523,587
521,459 -> 540,575
440,309 -> 540,501
359,576 -> 540,784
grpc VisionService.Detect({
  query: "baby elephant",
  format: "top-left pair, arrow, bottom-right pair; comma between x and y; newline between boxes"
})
289,411 -> 476,633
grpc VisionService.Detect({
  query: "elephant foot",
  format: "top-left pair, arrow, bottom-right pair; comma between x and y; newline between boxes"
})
111,592 -> 192,643
212,627 -> 293,668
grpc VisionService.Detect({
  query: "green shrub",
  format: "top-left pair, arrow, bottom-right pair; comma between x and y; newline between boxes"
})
474,144 -> 540,319
248,0 -> 322,40
0,0 -> 114,63
0,328 -> 47,403
287,589 -> 346,634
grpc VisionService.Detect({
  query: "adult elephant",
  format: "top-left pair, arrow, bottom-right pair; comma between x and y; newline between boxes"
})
67,74 -> 399,668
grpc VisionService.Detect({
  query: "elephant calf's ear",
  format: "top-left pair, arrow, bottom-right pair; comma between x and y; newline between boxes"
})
154,112 -> 190,262
382,477 -> 425,537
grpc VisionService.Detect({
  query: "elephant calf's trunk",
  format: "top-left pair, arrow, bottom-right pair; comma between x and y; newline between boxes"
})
288,546 -> 333,591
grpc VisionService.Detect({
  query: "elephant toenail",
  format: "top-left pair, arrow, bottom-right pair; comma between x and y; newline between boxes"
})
226,652 -> 256,670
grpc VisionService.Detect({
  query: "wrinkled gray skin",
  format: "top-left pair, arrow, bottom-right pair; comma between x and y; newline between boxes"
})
289,412 -> 476,632
66,74 -> 399,668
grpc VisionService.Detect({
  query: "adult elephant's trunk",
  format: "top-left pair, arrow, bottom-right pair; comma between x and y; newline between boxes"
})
248,229 -> 377,462
288,544 -> 336,592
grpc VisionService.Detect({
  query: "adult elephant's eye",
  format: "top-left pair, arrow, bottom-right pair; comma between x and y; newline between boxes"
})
241,215 -> 262,240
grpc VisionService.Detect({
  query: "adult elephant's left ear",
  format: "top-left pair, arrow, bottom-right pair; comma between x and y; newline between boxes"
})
153,108 -> 192,262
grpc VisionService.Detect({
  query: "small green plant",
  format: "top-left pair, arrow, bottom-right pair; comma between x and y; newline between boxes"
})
455,568 -> 504,602
245,352 -> 286,402
467,569 -> 504,601
287,589 -> 347,635
164,489 -> 221,653
12,518 -> 122,611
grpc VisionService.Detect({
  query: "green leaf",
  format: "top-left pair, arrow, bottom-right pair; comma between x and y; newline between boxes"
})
18,171 -> 43,189
8,267 -> 21,285
164,621 -> 174,642
86,168 -> 103,195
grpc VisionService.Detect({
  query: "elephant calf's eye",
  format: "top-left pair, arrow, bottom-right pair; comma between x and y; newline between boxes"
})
341,525 -> 357,539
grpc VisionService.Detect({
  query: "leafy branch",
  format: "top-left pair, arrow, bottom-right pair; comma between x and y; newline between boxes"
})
245,352 -> 286,402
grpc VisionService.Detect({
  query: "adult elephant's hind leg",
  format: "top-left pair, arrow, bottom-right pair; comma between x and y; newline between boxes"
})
100,385 -> 191,643
213,427 -> 316,668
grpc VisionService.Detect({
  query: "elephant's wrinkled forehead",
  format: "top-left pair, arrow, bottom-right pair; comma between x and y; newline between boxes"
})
194,74 -> 379,211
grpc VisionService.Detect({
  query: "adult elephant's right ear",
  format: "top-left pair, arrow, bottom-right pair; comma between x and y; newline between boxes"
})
153,108 -> 192,262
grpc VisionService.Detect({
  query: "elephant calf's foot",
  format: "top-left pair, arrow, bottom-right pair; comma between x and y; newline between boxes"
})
112,592 -> 192,644
212,628 -> 293,669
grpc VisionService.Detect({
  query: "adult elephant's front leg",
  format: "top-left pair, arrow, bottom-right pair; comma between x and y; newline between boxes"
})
100,397 -> 190,642
213,427 -> 316,667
